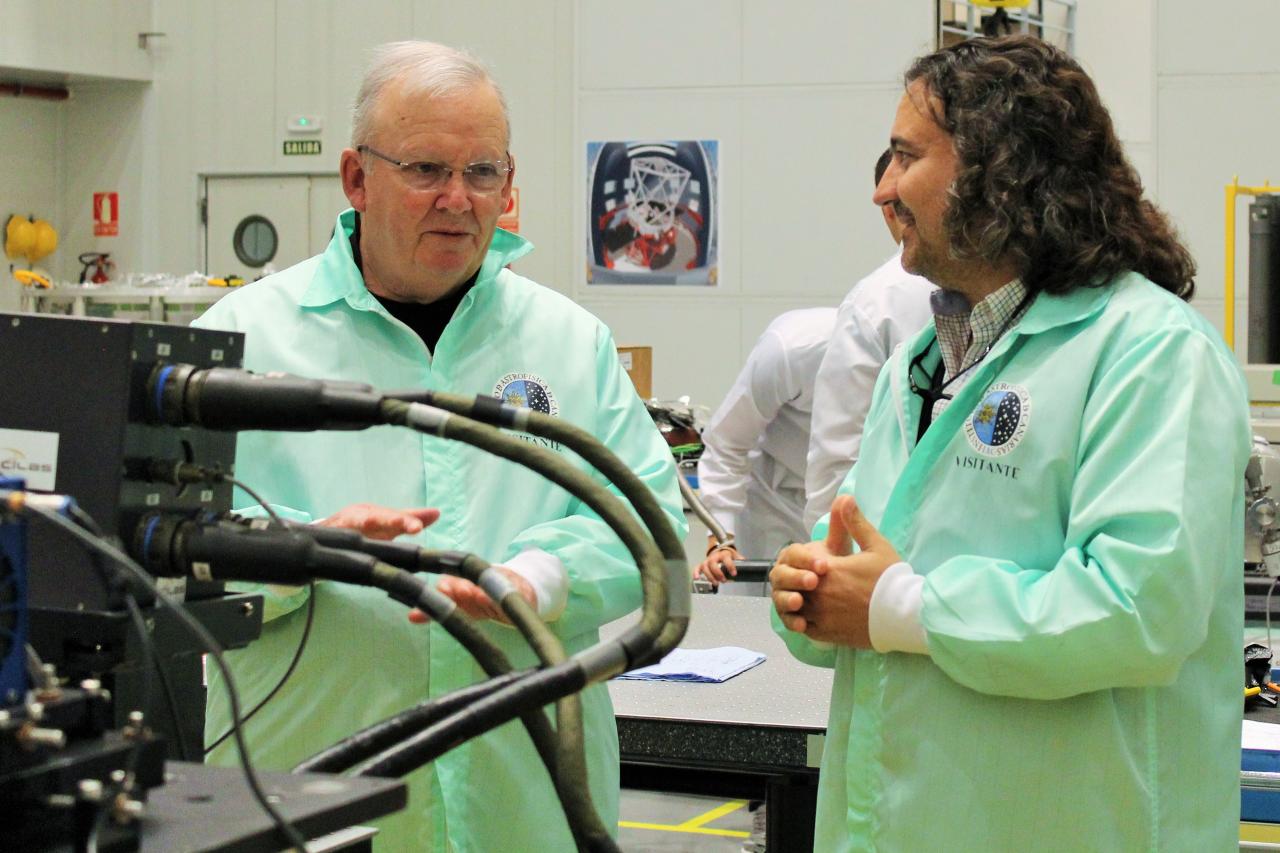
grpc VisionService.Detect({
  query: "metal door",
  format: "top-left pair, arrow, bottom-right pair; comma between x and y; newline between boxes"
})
204,175 -> 313,280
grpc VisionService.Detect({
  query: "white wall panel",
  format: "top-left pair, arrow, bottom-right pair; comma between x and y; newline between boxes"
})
61,83 -> 147,283
0,99 -> 61,224
145,1 -> 277,277
325,3 -> 416,151
275,0 -> 414,172
1158,0 -> 1280,76
577,91 -> 742,297
274,2 -> 331,174
739,87 -> 901,301
1156,77 -> 1280,308
414,0 -> 569,292
0,0 -> 153,82
742,0 -> 932,86
578,0 -> 742,90
578,300 -> 743,406
195,2 -> 278,173
1075,0 -> 1153,144
0,98 -> 63,308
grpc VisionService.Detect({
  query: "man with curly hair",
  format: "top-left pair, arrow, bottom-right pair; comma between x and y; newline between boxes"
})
770,35 -> 1249,850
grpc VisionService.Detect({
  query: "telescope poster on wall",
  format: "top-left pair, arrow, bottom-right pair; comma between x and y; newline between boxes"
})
586,140 -> 719,286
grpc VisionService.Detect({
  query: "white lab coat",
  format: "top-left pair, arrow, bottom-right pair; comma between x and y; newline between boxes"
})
697,307 -> 836,558
803,250 -> 935,529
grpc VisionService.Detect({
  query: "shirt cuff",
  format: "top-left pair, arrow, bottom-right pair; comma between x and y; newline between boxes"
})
504,548 -> 569,621
867,561 -> 929,655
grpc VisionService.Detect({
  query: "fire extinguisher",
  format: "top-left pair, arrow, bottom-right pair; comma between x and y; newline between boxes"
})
77,252 -> 114,284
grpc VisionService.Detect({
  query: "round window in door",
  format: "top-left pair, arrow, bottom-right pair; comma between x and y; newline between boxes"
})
232,214 -> 279,267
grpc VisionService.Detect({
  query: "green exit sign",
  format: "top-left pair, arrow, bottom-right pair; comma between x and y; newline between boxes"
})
283,140 -> 321,156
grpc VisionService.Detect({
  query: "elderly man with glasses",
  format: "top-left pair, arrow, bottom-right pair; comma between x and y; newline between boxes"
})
194,40 -> 685,851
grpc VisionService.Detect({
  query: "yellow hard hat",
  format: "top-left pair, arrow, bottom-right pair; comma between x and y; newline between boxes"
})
5,215 -> 35,260
27,219 -> 57,263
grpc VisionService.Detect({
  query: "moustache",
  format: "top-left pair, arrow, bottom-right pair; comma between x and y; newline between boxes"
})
892,202 -> 915,226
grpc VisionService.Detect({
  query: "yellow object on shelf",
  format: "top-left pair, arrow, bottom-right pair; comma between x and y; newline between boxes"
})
28,219 -> 57,263
13,269 -> 51,289
5,215 -> 35,260
970,0 -> 1031,7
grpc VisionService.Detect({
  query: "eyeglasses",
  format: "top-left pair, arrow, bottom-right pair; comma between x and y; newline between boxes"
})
357,145 -> 511,194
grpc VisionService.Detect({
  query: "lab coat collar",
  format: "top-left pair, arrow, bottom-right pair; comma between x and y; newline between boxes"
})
300,208 -> 534,310
900,274 -> 1117,369
1008,278 -> 1115,336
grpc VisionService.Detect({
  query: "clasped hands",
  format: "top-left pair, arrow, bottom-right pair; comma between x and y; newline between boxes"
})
318,503 -> 536,624
769,495 -> 901,648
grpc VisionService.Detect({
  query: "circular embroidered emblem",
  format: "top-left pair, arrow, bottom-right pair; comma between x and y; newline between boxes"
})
493,372 -> 558,416
964,382 -> 1030,457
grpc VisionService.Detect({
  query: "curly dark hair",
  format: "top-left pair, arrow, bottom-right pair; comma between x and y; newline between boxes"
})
905,36 -> 1195,300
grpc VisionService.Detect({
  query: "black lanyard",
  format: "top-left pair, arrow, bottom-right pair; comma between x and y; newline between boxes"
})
908,338 -> 950,443
909,289 -> 1036,444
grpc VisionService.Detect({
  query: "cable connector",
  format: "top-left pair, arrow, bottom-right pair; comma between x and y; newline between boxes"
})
124,458 -> 227,484
124,458 -> 226,486
146,363 -> 384,431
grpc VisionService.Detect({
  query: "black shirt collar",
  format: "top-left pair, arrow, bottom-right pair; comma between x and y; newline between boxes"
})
350,211 -> 479,355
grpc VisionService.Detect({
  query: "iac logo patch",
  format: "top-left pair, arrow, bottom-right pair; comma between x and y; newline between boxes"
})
493,372 -> 558,416
964,382 -> 1030,457
0,428 -> 60,490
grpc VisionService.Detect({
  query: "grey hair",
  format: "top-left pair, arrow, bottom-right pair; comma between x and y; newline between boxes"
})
349,40 -> 511,148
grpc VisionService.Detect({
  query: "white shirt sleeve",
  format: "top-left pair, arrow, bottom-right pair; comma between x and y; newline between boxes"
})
696,326 -> 797,532
804,289 -> 892,529
804,255 -> 935,530
867,561 -> 929,654
503,547 -> 569,621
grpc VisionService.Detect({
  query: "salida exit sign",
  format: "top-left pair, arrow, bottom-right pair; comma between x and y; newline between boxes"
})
283,140 -> 321,155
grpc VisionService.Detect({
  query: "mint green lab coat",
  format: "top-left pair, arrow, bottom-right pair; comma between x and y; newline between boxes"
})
194,211 -> 685,851
781,273 -> 1249,851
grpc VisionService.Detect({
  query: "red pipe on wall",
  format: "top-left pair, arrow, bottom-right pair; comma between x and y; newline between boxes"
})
0,83 -> 70,101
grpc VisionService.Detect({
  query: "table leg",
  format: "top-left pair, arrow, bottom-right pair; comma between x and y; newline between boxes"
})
765,773 -> 818,852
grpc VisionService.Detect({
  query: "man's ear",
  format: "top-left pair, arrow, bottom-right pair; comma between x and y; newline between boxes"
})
497,152 -> 515,212
340,148 -> 368,212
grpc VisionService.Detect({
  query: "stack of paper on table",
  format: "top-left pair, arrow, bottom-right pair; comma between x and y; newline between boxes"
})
615,646 -> 766,683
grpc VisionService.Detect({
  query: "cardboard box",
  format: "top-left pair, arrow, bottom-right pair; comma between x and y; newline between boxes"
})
617,345 -> 652,399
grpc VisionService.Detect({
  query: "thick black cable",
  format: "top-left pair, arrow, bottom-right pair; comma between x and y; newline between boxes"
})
23,503 -> 309,851
148,369 -> 685,851
368,567 -> 608,852
391,389 -> 687,558
383,401 -> 663,850
150,515 -> 600,847
252,521 -> 608,849
386,393 -> 691,668
353,654 -> 587,780
292,668 -> 530,774
384,400 -> 669,667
